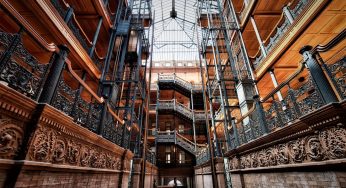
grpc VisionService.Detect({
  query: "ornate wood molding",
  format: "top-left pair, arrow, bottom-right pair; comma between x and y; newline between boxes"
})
255,0 -> 329,79
27,0 -> 101,79
0,84 -> 133,171
227,101 -> 346,171
0,0 -> 57,52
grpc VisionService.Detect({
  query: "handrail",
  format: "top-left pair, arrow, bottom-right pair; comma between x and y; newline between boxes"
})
263,13 -> 286,45
71,14 -> 92,45
249,47 -> 261,59
235,104 -> 256,124
107,104 -> 125,125
261,61 -> 305,102
312,28 -> 346,53
176,132 -> 195,146
0,0 -> 57,52
65,59 -> 104,103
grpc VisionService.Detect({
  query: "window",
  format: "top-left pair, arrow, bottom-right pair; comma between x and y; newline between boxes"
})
155,63 -> 160,67
166,146 -> 171,163
179,152 -> 185,164
166,122 -> 171,135
177,62 -> 183,66
178,124 -> 184,134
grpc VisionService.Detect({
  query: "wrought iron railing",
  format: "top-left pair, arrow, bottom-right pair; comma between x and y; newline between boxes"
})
230,30 -> 346,148
50,0 -> 104,70
196,147 -> 210,165
156,130 -> 206,155
252,0 -> 310,69
146,150 -> 156,165
0,30 -> 51,100
158,73 -> 203,92
156,99 -> 206,121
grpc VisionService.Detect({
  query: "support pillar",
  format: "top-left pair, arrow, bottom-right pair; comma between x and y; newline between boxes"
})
191,88 -> 197,151
39,45 -> 70,103
268,69 -> 284,101
250,16 -> 267,57
89,16 -> 103,57
299,46 -> 338,103
283,5 -> 294,24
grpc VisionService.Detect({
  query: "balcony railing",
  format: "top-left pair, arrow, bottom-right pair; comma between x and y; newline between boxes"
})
50,0 -> 104,70
252,0 -> 310,69
156,99 -> 206,121
158,74 -> 203,92
157,130 -> 206,155
0,30 -> 50,101
0,28 -> 131,149
229,31 -> 346,149
196,147 -> 210,165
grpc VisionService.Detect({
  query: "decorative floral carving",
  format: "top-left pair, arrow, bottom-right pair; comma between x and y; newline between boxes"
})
80,146 -> 91,167
229,126 -> 346,170
66,141 -> 80,164
28,126 -> 127,170
0,119 -> 23,159
31,127 -> 54,161
115,157 -> 122,170
305,136 -> 324,161
276,144 -> 289,165
266,148 -> 277,166
257,150 -> 267,167
320,126 -> 346,159
288,138 -> 305,163
52,138 -> 66,163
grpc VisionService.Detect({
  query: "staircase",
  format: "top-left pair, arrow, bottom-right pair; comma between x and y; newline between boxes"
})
156,99 -> 205,121
156,130 -> 206,156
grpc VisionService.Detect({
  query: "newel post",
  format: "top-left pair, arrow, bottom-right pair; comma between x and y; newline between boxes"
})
39,45 -> 70,104
299,45 -> 338,103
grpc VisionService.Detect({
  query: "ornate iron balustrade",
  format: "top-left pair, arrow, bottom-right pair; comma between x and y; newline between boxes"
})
0,31 -> 50,101
102,0 -> 116,21
196,147 -> 210,165
253,0 -> 310,69
315,34 -> 346,100
158,74 -> 203,92
157,100 -> 206,121
146,150 -> 156,165
227,30 -> 346,152
51,70 -> 102,133
233,64 -> 325,147
325,57 -> 346,99
156,130 -> 205,156
50,0 -> 104,70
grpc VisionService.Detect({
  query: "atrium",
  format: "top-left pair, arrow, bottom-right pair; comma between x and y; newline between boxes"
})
0,0 -> 345,187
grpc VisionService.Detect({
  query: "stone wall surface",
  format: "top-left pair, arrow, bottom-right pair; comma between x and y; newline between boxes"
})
231,171 -> 346,188
0,85 -> 135,188
14,170 -> 120,188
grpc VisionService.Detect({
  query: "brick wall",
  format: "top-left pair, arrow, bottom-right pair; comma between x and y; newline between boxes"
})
14,170 -> 120,188
231,171 -> 346,188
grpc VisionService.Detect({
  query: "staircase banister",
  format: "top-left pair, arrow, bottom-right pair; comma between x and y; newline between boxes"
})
176,132 -> 196,146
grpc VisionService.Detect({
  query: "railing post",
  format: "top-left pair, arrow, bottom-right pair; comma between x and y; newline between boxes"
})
299,46 -> 338,103
64,7 -> 74,23
253,95 -> 268,135
174,130 -> 177,144
283,5 -> 294,24
268,69 -> 284,101
89,16 -> 103,57
39,45 -> 70,104
250,17 -> 267,57
231,117 -> 239,148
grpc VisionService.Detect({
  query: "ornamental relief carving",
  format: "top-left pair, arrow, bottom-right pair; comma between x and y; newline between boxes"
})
0,119 -> 24,159
29,125 -> 124,170
230,126 -> 346,170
